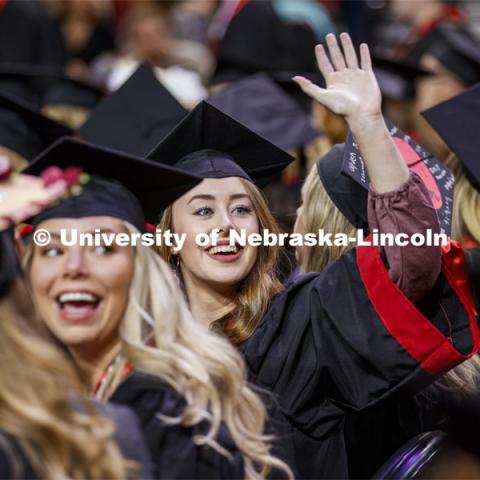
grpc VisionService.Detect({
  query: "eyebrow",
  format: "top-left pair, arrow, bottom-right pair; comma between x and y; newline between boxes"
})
187,193 -> 251,205
47,228 -> 120,238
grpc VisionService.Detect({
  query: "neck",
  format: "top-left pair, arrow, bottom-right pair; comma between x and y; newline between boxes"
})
182,273 -> 236,327
69,339 -> 122,392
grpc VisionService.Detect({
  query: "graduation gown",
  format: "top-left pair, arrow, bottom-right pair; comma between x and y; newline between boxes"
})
465,248 -> 480,311
240,239 -> 479,479
110,372 -> 245,479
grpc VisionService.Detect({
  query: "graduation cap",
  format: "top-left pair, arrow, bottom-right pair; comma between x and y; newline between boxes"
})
24,137 -> 202,227
421,83 -> 480,192
211,1 -> 322,110
43,76 -> 104,110
372,55 -> 432,100
0,90 -> 73,162
340,120 -> 455,235
207,73 -> 319,151
407,23 -> 480,86
316,143 -> 369,230
79,63 -> 187,156
147,101 -> 294,188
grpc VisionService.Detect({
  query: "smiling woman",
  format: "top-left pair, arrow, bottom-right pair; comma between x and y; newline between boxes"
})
22,137 -> 293,479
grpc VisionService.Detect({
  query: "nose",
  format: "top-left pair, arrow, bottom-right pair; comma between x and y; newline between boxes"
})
216,208 -> 236,236
63,248 -> 88,278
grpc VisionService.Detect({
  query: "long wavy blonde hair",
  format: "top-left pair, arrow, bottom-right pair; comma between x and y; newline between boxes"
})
295,163 -> 356,273
444,152 -> 480,246
297,159 -> 480,394
117,223 -> 292,480
158,178 -> 284,345
0,277 -> 126,479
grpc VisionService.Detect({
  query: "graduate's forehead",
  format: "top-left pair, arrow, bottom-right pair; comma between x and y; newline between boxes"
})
176,177 -> 252,205
36,216 -> 128,234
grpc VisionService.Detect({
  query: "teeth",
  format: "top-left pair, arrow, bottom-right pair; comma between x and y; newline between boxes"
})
208,244 -> 238,254
58,292 -> 97,304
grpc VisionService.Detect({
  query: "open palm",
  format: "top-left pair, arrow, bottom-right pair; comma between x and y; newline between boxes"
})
294,33 -> 381,121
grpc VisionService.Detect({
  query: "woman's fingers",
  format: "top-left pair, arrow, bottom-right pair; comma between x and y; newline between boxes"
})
360,43 -> 372,71
315,44 -> 334,79
340,33 -> 358,69
325,34 -> 346,71
292,76 -> 327,102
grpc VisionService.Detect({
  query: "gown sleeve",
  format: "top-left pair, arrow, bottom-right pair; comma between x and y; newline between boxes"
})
367,171 -> 441,304
242,238 -> 479,441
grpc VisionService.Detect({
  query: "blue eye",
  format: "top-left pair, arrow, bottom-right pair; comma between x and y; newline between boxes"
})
42,247 -> 62,257
193,206 -> 213,217
94,245 -> 113,255
232,205 -> 252,216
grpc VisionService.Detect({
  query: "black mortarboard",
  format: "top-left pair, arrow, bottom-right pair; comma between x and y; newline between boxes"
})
372,55 -> 432,100
147,101 -> 294,188
211,1 -> 322,110
207,73 -> 319,151
407,23 -> 480,86
341,120 -> 455,235
0,90 -> 72,161
316,143 -> 369,230
421,83 -> 480,192
43,76 -> 104,110
79,64 -> 187,156
24,137 -> 201,227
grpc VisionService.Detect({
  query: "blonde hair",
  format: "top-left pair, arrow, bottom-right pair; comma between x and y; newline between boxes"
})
447,153 -> 480,245
118,223 -> 292,480
0,146 -> 28,172
42,105 -> 90,130
158,178 -> 284,345
0,278 -> 126,479
298,157 -> 480,396
295,163 -> 356,273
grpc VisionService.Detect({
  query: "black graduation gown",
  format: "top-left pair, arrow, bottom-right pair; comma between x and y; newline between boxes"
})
110,372 -> 245,479
240,240 -> 479,479
465,248 -> 480,310
0,432 -> 37,479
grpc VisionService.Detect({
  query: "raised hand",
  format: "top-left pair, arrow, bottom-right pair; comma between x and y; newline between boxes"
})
293,33 -> 381,126
0,159 -> 86,231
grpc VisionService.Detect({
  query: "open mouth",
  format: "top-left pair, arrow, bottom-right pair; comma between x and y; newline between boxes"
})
55,290 -> 101,321
205,243 -> 244,262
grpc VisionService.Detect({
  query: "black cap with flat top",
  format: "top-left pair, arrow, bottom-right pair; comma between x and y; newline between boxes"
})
24,137 -> 202,227
421,82 -> 480,192
211,1 -> 322,111
207,73 -> 319,150
147,101 -> 294,188
407,23 -> 480,86
79,63 -> 187,156
0,90 -> 72,161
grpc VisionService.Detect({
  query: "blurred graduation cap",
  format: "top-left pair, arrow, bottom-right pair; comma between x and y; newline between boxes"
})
147,101 -> 294,188
407,23 -> 480,86
316,143 -> 369,230
0,90 -> 72,163
421,83 -> 480,192
343,120 -> 454,235
79,64 -> 187,156
207,73 -> 319,151
24,137 -> 202,226
211,1 -> 322,110
372,55 -> 432,100
43,76 -> 104,110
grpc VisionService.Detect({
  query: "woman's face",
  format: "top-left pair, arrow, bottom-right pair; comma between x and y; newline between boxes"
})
29,217 -> 134,355
171,177 -> 259,292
